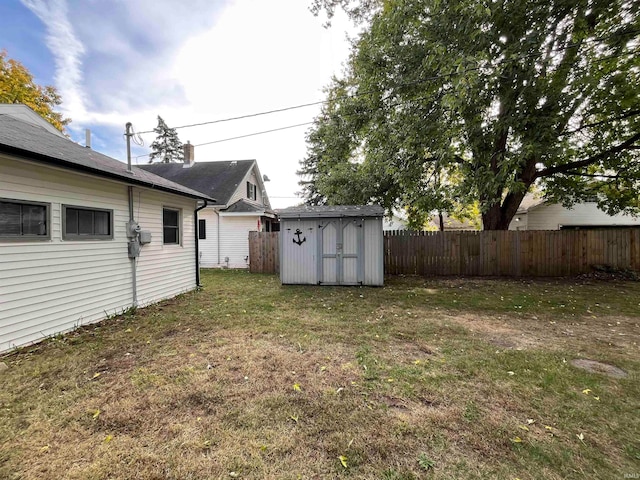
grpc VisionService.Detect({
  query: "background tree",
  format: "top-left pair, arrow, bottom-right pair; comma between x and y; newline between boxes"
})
149,116 -> 183,163
0,50 -> 70,132
301,0 -> 640,229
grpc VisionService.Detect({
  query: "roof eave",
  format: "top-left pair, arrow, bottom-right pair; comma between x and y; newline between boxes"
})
0,144 -> 215,202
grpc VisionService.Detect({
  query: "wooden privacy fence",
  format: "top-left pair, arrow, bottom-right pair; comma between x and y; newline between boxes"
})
248,231 -> 279,273
249,229 -> 640,277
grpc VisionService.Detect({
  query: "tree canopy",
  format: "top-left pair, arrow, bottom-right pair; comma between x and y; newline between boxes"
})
0,50 -> 70,132
149,116 -> 184,163
300,0 -> 640,229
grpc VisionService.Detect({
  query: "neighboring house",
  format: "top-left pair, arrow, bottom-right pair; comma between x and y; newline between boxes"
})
383,212 -> 408,231
509,193 -> 640,230
0,107 -> 213,353
428,213 -> 479,231
140,151 -> 276,268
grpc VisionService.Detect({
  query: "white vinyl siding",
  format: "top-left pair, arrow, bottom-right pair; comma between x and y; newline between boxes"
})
0,154 -> 198,353
228,166 -> 264,207
197,208 -> 259,269
134,190 -> 197,306
509,203 -> 640,230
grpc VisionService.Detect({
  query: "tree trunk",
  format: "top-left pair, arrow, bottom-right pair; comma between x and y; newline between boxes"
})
481,191 -> 528,230
438,212 -> 444,231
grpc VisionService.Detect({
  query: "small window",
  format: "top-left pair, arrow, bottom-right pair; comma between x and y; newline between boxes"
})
63,205 -> 113,240
0,199 -> 49,240
163,208 -> 181,245
246,181 -> 257,201
198,219 -> 206,240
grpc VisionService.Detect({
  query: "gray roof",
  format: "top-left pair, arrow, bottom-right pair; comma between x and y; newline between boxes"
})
223,199 -> 270,214
0,115 -> 214,201
277,205 -> 384,219
139,160 -> 255,205
516,193 -> 546,213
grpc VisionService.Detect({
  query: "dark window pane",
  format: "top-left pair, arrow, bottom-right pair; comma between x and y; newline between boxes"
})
22,205 -> 46,235
78,209 -> 93,235
198,219 -> 206,239
0,202 -> 21,235
65,208 -> 79,235
164,227 -> 178,244
94,211 -> 109,235
163,209 -> 178,227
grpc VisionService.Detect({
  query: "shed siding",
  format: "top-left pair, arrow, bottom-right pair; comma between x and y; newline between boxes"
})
509,202 -> 640,230
280,219 -> 318,284
0,155 -> 198,352
364,217 -> 384,286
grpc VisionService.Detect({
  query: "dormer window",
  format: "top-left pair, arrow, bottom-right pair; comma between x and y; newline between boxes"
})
246,181 -> 257,201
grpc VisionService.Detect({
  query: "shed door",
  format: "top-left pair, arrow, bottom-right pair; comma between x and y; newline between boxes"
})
318,218 -> 363,285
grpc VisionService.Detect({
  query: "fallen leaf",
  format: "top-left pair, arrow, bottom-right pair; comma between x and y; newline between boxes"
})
544,426 -> 553,430
320,366 -> 327,372
290,415 -> 298,423
582,388 -> 592,395
518,425 -> 530,432
104,435 -> 113,443
507,371 -> 515,376
92,372 -> 101,379
92,409 -> 101,419
338,455 -> 348,468
125,328 -> 132,333
413,360 -> 421,365
40,445 -> 50,453
293,383 -> 301,392
593,396 -> 600,401
526,419 -> 535,425
511,437 -> 523,443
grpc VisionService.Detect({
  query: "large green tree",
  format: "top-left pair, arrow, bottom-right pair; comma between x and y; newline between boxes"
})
149,116 -> 184,163
0,50 -> 70,132
300,0 -> 640,229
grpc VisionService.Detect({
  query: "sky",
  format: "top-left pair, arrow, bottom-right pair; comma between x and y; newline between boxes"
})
0,0 -> 356,208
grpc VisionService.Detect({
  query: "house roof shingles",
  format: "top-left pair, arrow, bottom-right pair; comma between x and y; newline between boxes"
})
0,115 -> 214,201
139,160 -> 255,205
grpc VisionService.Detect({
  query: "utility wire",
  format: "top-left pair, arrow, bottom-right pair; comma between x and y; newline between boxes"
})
134,28 -> 640,135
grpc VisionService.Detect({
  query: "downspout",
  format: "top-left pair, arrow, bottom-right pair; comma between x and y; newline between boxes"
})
216,210 -> 221,266
128,186 -> 137,306
194,200 -> 208,287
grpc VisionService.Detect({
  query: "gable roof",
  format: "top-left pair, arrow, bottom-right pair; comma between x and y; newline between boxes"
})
0,104 -> 66,138
223,198 -> 268,214
0,115 -> 214,201
139,160 -> 255,205
516,193 -> 547,214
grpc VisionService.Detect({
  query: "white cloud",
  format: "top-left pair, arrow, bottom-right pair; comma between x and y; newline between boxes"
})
21,0 -> 87,119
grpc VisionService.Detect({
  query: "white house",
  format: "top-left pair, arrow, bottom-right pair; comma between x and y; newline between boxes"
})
0,107 -> 213,353
141,152 -> 276,268
509,193 -> 640,230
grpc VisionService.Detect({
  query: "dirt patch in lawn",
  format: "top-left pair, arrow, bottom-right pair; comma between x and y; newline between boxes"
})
570,359 -> 629,378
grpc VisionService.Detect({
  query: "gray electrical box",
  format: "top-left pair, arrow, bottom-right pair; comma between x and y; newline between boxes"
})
128,240 -> 141,258
139,231 -> 152,245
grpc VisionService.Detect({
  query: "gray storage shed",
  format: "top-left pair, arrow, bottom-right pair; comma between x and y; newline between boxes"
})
278,205 -> 384,286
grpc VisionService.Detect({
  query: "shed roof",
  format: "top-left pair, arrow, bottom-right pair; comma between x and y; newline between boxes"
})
0,115 -> 214,201
277,205 -> 384,219
139,160 -> 255,205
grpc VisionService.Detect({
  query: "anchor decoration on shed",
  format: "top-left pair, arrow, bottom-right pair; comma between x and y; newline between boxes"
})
292,228 -> 306,246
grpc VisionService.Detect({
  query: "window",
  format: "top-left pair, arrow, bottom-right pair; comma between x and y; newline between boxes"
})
163,208 -> 181,244
246,181 -> 257,201
63,205 -> 113,240
0,199 -> 49,240
198,219 -> 206,240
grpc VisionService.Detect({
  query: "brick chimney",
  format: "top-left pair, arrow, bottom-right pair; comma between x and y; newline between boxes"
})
183,141 -> 195,168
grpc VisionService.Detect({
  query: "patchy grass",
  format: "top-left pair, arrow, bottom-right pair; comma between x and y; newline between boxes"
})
1,270 -> 639,479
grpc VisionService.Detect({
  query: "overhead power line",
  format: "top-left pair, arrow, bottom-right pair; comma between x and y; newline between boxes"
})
134,28 -> 640,135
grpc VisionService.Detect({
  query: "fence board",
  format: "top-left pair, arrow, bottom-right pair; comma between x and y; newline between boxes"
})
248,229 -> 640,277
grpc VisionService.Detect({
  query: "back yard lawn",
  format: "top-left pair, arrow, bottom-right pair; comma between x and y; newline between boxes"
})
1,270 -> 639,479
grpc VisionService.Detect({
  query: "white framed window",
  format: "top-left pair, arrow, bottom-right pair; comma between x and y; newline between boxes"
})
246,181 -> 257,201
0,198 -> 50,241
62,205 -> 113,240
163,207 -> 181,245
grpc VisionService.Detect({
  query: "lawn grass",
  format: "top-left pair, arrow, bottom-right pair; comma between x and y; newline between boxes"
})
1,270 -> 638,479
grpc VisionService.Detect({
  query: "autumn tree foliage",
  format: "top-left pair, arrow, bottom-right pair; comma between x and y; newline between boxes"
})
0,50 -> 70,132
